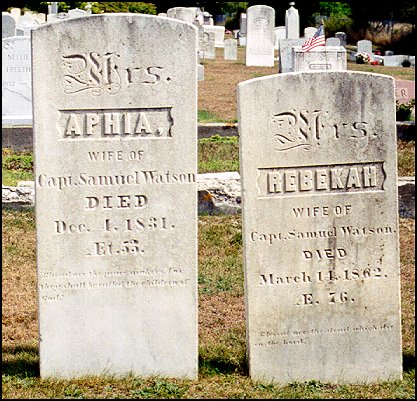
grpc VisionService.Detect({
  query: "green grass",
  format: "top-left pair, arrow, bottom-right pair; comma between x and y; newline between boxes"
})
2,137 -> 414,185
2,210 -> 415,398
198,109 -> 222,123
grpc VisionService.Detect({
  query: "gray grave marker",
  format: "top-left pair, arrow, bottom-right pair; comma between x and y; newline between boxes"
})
224,38 -> 238,60
238,71 -> 402,384
2,14 -> 16,38
33,14 -> 198,380
2,36 -> 32,125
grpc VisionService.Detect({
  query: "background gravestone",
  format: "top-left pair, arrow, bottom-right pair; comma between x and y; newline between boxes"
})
239,13 -> 247,46
2,36 -> 32,125
274,26 -> 286,50
335,31 -> 347,47
224,38 -> 238,60
285,2 -> 299,38
303,26 -> 316,38
245,5 -> 275,67
2,14 -> 16,38
32,14 -> 198,379
326,37 -> 341,46
238,71 -> 402,384
278,38 -> 305,72
357,39 -> 373,55
292,46 -> 346,71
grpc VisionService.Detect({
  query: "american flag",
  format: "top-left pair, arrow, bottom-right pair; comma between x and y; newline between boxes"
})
301,24 -> 325,52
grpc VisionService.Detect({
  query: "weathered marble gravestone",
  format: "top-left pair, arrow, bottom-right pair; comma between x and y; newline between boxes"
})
357,39 -> 372,55
198,31 -> 215,60
32,14 -> 198,379
326,37 -> 341,46
2,36 -> 32,125
67,8 -> 87,19
303,26 -> 316,38
2,14 -> 16,38
239,13 -> 247,46
293,46 -> 347,71
238,71 -> 402,384
335,31 -> 347,47
202,25 -> 225,47
274,26 -> 286,50
224,38 -> 238,60
278,38 -> 305,72
285,2 -> 299,38
245,5 -> 275,67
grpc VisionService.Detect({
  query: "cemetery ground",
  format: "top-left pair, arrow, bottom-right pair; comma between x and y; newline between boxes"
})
2,46 -> 415,399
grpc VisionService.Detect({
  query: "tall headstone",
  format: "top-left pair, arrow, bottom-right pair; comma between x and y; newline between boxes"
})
285,2 -> 299,39
335,31 -> 347,47
2,14 -> 16,38
239,13 -> 247,46
357,39 -> 373,55
245,5 -> 275,67
2,36 -> 32,125
238,71 -> 402,384
224,38 -> 238,60
32,14 -> 198,379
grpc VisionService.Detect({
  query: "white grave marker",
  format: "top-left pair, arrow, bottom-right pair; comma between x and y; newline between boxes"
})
245,5 -> 275,67
33,14 -> 198,380
2,36 -> 32,125
238,71 -> 402,384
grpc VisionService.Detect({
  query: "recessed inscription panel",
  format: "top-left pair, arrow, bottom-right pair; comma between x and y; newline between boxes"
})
58,108 -> 173,139
239,72 -> 402,384
33,15 -> 198,379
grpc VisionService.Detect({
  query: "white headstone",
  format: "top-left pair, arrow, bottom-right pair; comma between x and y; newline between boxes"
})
239,13 -> 247,46
198,63 -> 204,81
326,37 -> 341,46
174,7 -> 196,24
199,31 -> 215,60
278,38 -> 305,72
67,8 -> 87,19
2,14 -> 16,38
285,2 -> 299,38
33,13 -> 46,24
304,26 -> 316,38
293,46 -> 347,71
2,36 -> 32,125
274,26 -> 286,50
384,55 -> 410,67
357,39 -> 372,55
10,8 -> 21,23
32,14 -> 198,380
202,25 -> 225,48
224,38 -> 238,60
245,5 -> 275,67
238,71 -> 402,385
16,12 -> 40,36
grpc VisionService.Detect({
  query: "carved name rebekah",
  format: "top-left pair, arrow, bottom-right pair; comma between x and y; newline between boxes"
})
258,162 -> 385,197
59,108 -> 173,139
